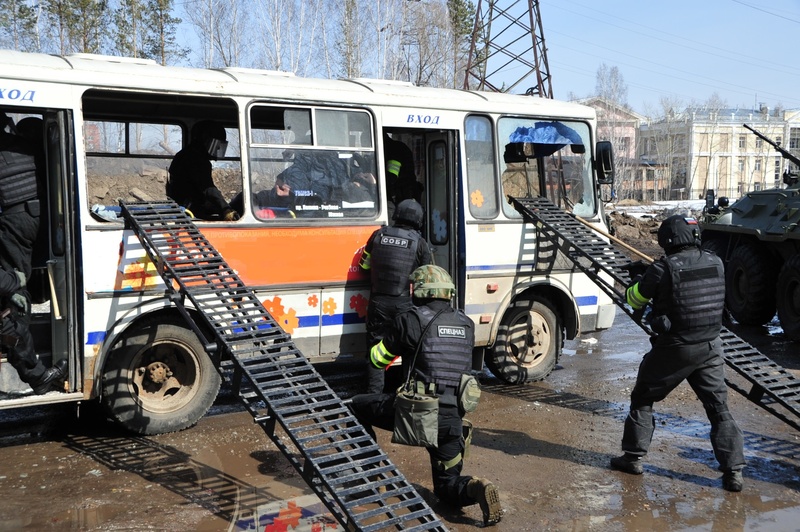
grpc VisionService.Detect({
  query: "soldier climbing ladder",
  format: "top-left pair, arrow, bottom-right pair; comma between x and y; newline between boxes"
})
119,200 -> 446,532
508,195 -> 800,431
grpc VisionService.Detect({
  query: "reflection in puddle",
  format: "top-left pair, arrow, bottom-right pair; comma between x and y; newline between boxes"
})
60,434 -> 340,531
214,494 -> 339,531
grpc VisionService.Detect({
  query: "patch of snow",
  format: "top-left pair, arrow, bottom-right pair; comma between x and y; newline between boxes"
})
606,200 -> 706,219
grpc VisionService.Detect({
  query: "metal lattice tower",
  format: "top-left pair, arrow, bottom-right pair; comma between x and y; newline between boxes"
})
463,0 -> 552,97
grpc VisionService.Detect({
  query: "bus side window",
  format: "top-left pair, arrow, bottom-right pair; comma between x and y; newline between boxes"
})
465,115 -> 498,219
249,105 -> 377,220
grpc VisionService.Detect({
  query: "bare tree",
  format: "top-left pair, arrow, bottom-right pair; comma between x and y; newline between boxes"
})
337,0 -> 362,78
595,63 -> 628,109
593,64 -> 638,199
641,96 -> 687,201
250,0 -> 325,75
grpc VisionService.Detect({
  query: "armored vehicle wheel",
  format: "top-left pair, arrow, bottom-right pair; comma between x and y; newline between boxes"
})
102,319 -> 221,435
487,296 -> 560,384
776,254 -> 800,341
725,243 -> 776,326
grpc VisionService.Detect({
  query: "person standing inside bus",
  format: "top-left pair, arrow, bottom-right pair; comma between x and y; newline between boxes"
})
383,132 -> 422,218
359,199 -> 433,393
349,265 -> 503,526
611,215 -> 745,492
167,120 -> 240,221
0,112 -> 66,394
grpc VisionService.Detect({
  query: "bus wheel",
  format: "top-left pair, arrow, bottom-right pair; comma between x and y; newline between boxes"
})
487,297 -> 560,384
101,320 -> 221,435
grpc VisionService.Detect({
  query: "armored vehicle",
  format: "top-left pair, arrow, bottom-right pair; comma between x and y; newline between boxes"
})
700,124 -> 800,341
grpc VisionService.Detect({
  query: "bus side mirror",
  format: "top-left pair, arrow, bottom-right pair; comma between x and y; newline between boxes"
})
595,140 -> 615,185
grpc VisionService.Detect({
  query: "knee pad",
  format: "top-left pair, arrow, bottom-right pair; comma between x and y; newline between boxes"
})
704,402 -> 733,424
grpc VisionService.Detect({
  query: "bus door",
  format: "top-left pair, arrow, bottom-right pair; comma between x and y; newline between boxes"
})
422,131 -> 460,304
42,110 -> 79,392
0,107 -> 79,398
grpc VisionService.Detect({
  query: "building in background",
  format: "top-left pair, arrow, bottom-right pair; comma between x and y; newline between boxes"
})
639,105 -> 800,202
581,97 -> 645,201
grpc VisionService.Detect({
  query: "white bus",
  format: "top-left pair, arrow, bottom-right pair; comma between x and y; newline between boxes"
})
0,49 -> 616,434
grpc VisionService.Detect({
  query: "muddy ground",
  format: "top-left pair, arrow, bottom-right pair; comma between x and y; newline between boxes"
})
0,310 -> 797,532
0,200 -> 797,531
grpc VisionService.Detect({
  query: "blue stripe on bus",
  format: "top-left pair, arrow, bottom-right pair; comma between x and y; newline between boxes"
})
86,312 -> 367,344
88,299 -> 601,342
86,331 -> 106,344
466,264 -> 523,272
298,314 -> 366,327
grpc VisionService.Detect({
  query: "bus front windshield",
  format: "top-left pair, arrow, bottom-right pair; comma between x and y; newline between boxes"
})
498,119 -> 595,218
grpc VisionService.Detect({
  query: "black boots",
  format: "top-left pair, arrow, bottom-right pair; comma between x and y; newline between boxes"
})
610,454 -> 644,475
722,470 -> 744,492
32,359 -> 67,395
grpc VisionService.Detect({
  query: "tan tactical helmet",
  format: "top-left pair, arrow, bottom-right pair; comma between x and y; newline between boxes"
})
410,264 -> 455,300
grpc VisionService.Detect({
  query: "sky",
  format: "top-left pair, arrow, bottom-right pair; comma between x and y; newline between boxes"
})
527,0 -> 800,115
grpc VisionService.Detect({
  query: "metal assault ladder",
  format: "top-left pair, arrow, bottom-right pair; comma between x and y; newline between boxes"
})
120,201 -> 446,532
509,196 -> 800,431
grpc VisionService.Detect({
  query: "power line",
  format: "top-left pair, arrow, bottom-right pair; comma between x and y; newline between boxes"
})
730,0 -> 800,24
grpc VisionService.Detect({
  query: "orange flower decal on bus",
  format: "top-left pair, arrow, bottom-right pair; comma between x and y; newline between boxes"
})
264,296 -> 286,319
350,294 -> 368,318
308,294 -> 319,308
277,308 -> 299,334
470,189 -> 485,208
322,298 -> 337,316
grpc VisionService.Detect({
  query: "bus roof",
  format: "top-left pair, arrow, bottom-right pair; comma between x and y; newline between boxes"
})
0,49 -> 595,120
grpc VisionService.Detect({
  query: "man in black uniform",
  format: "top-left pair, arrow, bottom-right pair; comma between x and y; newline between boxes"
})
359,199 -> 433,393
383,132 -> 422,217
0,112 -> 65,394
167,120 -> 239,221
611,215 -> 745,492
349,265 -> 503,526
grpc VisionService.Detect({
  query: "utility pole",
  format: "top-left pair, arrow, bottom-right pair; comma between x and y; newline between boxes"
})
463,0 -> 552,98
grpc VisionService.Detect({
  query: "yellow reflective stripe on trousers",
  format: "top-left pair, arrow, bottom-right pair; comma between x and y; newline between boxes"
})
370,340 -> 395,369
626,282 -> 650,309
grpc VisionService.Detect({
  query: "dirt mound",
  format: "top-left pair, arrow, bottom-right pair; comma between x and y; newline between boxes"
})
607,202 -> 706,261
608,211 -> 662,260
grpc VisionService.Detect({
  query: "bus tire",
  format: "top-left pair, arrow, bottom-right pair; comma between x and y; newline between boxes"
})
725,243 -> 776,326
101,320 -> 221,435
487,296 -> 560,384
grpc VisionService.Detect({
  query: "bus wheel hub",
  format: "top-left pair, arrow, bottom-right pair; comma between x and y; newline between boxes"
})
146,362 -> 172,384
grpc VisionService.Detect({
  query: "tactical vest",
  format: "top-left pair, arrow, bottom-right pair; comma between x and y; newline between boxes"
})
369,225 -> 421,296
653,250 -> 725,343
0,134 -> 38,209
413,305 -> 473,391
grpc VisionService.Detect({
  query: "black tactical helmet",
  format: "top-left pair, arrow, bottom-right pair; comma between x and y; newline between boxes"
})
657,215 -> 700,251
191,120 -> 228,159
393,198 -> 424,229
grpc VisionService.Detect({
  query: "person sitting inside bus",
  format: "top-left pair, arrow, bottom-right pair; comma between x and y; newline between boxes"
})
254,149 -> 349,216
167,120 -> 240,221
